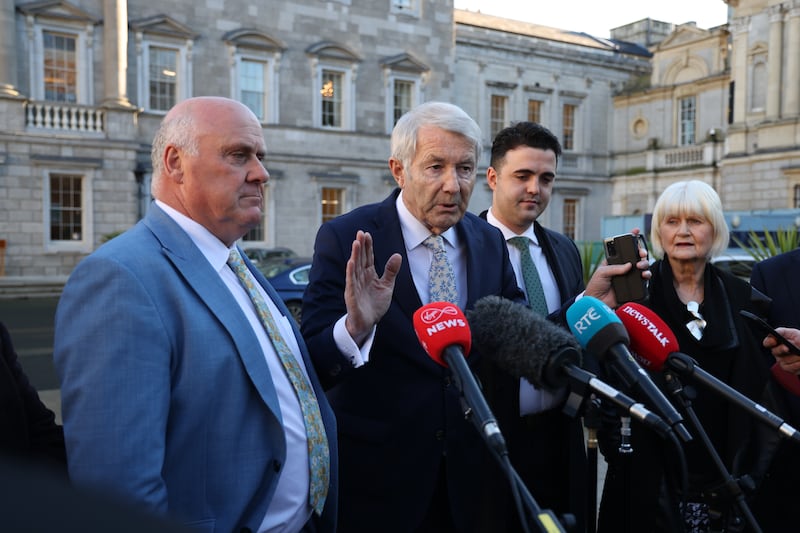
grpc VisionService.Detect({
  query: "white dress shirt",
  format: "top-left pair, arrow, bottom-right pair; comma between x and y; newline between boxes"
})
486,208 -> 566,415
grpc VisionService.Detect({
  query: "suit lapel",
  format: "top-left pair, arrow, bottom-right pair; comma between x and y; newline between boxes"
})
458,216 -> 487,309
534,222 -> 570,305
143,206 -> 283,421
372,192 -> 423,318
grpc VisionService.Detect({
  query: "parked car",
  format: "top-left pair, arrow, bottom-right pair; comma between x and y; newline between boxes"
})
710,252 -> 756,281
259,257 -> 311,325
243,246 -> 296,266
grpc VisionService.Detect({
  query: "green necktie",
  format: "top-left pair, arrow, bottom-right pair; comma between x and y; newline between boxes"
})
227,248 -> 329,515
423,234 -> 458,304
508,236 -> 548,315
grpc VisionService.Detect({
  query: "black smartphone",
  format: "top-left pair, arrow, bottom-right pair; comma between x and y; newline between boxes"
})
740,310 -> 800,356
604,233 -> 647,304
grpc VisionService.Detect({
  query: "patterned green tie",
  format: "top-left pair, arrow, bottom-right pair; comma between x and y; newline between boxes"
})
423,234 -> 458,304
227,248 -> 329,515
508,236 -> 548,315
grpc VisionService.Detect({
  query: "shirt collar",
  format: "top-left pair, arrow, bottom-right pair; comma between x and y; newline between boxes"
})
155,199 -> 234,271
487,207 -> 539,247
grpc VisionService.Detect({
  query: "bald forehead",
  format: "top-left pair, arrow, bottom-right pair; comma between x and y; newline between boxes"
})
165,97 -> 256,123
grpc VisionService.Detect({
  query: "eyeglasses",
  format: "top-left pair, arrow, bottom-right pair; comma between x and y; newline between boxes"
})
686,301 -> 706,340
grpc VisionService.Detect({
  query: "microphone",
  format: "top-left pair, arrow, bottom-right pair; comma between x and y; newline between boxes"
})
412,301 -> 508,456
566,296 -> 693,442
617,302 -> 800,444
467,296 -> 672,438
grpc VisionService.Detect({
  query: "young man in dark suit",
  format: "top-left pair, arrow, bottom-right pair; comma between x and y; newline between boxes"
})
480,122 -> 650,531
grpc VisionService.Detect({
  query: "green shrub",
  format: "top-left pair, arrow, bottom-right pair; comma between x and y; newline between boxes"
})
578,241 -> 605,285
731,226 -> 799,261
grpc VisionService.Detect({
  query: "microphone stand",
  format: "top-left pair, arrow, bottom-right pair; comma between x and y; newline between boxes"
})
455,392 -> 568,533
664,372 -> 762,533
583,397 -> 601,533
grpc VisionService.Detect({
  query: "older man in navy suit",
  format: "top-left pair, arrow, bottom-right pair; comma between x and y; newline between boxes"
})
55,97 -> 339,533
301,102 -> 524,532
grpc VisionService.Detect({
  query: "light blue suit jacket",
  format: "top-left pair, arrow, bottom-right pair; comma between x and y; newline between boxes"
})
54,204 -> 337,533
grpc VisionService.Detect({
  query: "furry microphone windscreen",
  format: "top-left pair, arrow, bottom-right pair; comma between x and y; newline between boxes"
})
467,296 -> 581,389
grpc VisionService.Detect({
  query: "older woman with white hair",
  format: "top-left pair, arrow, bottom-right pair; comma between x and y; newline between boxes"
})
598,180 -> 783,533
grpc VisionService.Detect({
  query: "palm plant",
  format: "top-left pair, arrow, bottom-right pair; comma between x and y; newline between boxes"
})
579,241 -> 605,286
730,226 -> 799,261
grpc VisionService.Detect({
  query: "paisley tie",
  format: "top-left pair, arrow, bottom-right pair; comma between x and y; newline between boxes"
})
227,248 -> 329,515
423,234 -> 458,304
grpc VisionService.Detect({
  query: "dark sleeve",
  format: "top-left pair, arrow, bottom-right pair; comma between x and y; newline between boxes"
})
301,222 -> 360,389
0,323 -> 66,469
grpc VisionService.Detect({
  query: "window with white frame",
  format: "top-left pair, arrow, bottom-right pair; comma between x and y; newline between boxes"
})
240,59 -> 268,120
133,16 -> 194,113
528,99 -> 542,124
308,42 -> 359,130
321,69 -> 344,128
381,53 -> 428,133
563,198 -> 578,240
679,96 -> 696,146
563,104 -> 576,150
44,169 -> 93,252
321,187 -> 345,223
225,30 -> 283,123
49,174 -> 83,241
393,79 -> 414,125
148,46 -> 179,111
43,31 -> 78,102
490,94 -> 508,139
20,0 -> 97,105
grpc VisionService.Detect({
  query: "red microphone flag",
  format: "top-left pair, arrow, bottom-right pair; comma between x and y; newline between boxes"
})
615,302 -> 679,371
412,301 -> 472,367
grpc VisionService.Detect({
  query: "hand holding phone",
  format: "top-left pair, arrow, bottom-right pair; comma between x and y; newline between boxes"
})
603,233 -> 648,304
739,310 -> 800,357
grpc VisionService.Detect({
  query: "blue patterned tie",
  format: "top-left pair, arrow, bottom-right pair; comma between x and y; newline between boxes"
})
423,234 -> 458,304
227,248 -> 329,515
508,236 -> 548,315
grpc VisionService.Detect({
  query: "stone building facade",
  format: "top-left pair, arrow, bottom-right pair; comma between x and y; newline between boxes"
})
0,0 -> 455,277
7,0 -> 779,281
610,0 -> 800,220
453,10 -> 651,241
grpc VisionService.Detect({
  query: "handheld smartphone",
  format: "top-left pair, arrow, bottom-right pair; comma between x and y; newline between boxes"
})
739,310 -> 800,357
604,233 -> 647,304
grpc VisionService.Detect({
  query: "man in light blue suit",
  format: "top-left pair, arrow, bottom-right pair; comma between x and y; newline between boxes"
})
54,97 -> 338,533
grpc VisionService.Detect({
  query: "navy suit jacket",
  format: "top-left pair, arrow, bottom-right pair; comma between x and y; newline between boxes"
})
749,249 -> 800,531
55,204 -> 338,533
301,189 -> 522,532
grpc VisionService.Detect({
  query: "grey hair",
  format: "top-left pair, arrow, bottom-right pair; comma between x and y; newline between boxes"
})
390,101 -> 482,169
150,114 -> 199,196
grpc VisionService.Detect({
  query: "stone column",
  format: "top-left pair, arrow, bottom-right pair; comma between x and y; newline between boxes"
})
0,0 -> 20,97
766,4 -> 783,119
784,2 -> 800,116
730,16 -> 750,125
102,0 -> 132,107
